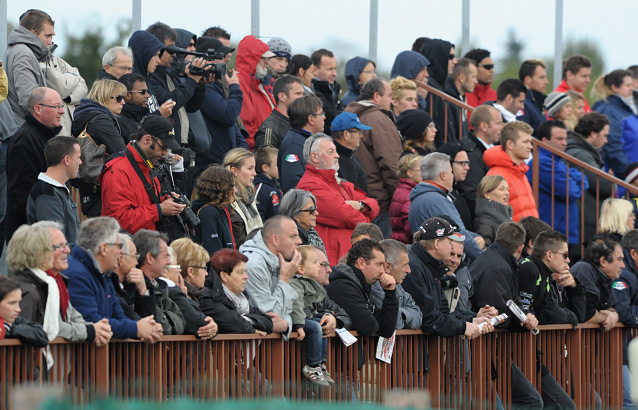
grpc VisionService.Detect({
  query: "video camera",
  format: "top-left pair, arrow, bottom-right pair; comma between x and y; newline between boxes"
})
166,45 -> 227,80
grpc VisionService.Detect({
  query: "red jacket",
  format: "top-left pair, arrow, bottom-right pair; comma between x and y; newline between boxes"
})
390,178 -> 417,244
296,165 -> 380,265
484,146 -> 538,222
100,143 -> 164,234
236,35 -> 276,149
555,79 -> 591,113
466,83 -> 497,125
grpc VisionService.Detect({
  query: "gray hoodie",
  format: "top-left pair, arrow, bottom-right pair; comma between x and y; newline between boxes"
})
6,26 -> 49,124
240,231 -> 297,339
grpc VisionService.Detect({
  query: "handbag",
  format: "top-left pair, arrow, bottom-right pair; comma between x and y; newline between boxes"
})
75,122 -> 107,186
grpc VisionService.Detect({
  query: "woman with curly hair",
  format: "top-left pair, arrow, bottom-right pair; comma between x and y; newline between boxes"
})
223,148 -> 263,247
192,166 -> 237,254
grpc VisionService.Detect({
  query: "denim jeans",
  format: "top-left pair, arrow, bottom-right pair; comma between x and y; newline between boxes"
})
304,318 -> 327,367
0,141 -> 7,258
373,212 -> 391,239
624,364 -> 638,409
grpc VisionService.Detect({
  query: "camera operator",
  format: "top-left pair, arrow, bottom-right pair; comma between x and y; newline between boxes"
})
101,116 -> 195,241
146,22 -> 208,194
195,37 -> 248,169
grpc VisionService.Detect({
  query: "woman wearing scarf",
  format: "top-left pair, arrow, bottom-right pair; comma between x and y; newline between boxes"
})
473,175 -> 513,247
278,189 -> 326,252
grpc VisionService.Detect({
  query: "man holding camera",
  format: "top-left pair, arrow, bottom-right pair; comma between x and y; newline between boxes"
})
100,116 -> 187,237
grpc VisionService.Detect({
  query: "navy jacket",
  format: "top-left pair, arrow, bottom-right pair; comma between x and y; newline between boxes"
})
457,132 -> 490,217
419,39 -> 453,131
64,245 -> 138,339
200,82 -> 247,166
128,31 -> 165,114
342,57 -> 374,107
278,127 -> 312,192
517,89 -> 546,136
594,95 -> 638,179
571,260 -> 616,322
254,174 -> 282,221
192,198 -> 235,255
613,248 -> 638,365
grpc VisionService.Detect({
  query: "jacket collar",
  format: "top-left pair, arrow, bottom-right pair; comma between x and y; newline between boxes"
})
412,244 -> 450,280
423,180 -> 449,194
334,140 -> 355,157
120,102 -> 149,121
24,113 -> 62,137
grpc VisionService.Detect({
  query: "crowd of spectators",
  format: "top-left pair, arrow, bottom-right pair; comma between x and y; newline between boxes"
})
2,8 -> 638,404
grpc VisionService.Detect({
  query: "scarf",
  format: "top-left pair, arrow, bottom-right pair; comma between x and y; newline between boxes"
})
30,268 -> 59,369
620,95 -> 638,115
222,285 -> 252,321
46,270 -> 69,321
475,197 -> 513,225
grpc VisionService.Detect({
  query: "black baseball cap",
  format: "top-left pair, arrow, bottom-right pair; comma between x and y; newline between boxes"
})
418,217 -> 456,240
140,116 -> 181,151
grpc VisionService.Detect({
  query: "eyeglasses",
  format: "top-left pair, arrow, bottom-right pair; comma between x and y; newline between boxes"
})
361,70 -> 376,75
105,242 -> 124,250
112,65 -> 133,72
299,207 -> 318,215
427,122 -> 436,129
319,262 -> 330,268
448,54 -> 456,60
122,253 -> 140,259
479,64 -> 495,70
129,89 -> 150,96
453,160 -> 470,167
52,242 -> 69,251
551,251 -> 569,260
38,103 -> 64,110
166,265 -> 181,270
347,128 -> 362,134
192,266 -> 207,270
312,112 -> 326,118
110,95 -> 126,103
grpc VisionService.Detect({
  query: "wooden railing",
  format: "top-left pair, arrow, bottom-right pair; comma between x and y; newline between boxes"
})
0,325 -> 623,409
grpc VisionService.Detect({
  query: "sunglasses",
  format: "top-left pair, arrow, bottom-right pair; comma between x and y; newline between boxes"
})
110,95 -> 126,103
479,64 -> 495,70
448,54 -> 456,60
129,89 -> 150,95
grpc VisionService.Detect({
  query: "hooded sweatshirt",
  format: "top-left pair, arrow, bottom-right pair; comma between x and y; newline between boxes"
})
484,146 -> 538,221
342,56 -> 373,107
236,35 -> 276,149
6,25 -> 49,123
390,51 -> 430,111
128,30 -> 165,114
239,231 -> 297,339
419,39 -> 453,136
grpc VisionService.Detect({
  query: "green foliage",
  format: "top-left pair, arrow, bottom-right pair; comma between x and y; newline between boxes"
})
62,19 -> 130,87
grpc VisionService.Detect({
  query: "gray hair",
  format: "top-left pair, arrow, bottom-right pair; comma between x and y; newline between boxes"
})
359,77 -> 389,101
119,233 -> 132,255
77,217 -> 120,254
102,46 -> 133,68
622,230 -> 638,252
279,189 -> 317,219
132,229 -> 169,266
420,152 -> 450,181
27,87 -> 50,113
303,133 -> 333,163
31,221 -> 64,232
379,239 -> 408,268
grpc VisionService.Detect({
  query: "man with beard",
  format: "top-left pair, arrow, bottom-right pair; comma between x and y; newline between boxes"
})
117,73 -> 150,141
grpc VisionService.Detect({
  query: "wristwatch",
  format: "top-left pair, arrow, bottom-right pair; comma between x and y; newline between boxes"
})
359,201 -> 366,211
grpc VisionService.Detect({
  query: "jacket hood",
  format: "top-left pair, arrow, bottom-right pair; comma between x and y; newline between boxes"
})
346,100 -> 385,117
483,146 -> 528,174
236,35 -> 270,77
409,181 -> 446,202
174,28 -> 196,49
566,131 -> 601,160
345,56 -> 373,94
390,50 -> 430,80
329,263 -> 365,292
73,98 -> 116,121
128,30 -> 165,78
120,101 -> 149,121
240,231 -> 279,271
8,26 -> 49,60
419,39 -> 453,86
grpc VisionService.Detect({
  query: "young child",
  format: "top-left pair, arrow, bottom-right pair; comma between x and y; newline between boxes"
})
289,245 -> 335,388
0,277 -> 47,346
254,146 -> 283,221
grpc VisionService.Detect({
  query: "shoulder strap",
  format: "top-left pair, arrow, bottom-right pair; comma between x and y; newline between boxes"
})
124,149 -> 161,204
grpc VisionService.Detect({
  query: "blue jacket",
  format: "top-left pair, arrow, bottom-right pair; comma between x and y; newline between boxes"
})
254,174 -> 282,221
342,57 -> 373,107
64,245 -> 138,339
191,198 -> 235,255
277,127 -> 312,192
408,182 -> 482,260
390,50 -> 430,111
200,82 -> 247,166
594,95 -> 638,179
526,147 -> 588,244
517,89 -> 546,136
613,247 -> 638,365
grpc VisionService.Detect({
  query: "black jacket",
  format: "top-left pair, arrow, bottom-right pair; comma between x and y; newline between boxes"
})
198,272 -> 273,334
109,273 -> 157,320
335,140 -> 368,193
470,242 -> 524,330
254,108 -> 291,149
117,103 -> 148,143
149,65 -> 206,148
312,79 -> 343,135
457,132 -> 490,217
278,127 -> 312,192
517,254 -> 583,326
326,263 -> 398,338
191,199 -> 235,255
571,260 -> 616,322
402,244 -> 468,336
26,179 -> 80,244
96,69 -> 117,81
72,98 -> 127,155
254,174 -> 282,221
6,113 -> 61,240
441,76 -> 469,145
613,248 -> 638,364
449,186 -> 473,231
419,39 -> 453,146
5,316 -> 48,347
166,285 -> 209,335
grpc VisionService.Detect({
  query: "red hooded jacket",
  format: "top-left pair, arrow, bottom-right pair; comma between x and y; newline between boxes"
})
484,146 -> 538,222
466,83 -> 497,124
296,165 -> 379,265
236,35 -> 276,149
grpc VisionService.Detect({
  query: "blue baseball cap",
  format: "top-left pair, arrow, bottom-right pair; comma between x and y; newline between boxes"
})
330,112 -> 372,133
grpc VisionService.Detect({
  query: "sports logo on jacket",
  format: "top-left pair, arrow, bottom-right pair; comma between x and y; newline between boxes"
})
271,192 -> 280,205
613,281 -> 628,290
285,154 -> 299,163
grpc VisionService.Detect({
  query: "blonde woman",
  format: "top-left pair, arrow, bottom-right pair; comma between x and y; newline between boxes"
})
171,237 -> 210,303
473,175 -> 513,246
598,198 -> 635,241
390,76 -> 418,118
565,91 -> 586,131
223,148 -> 263,247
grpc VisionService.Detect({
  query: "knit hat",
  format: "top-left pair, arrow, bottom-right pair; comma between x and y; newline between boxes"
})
437,142 -> 465,163
625,162 -> 638,184
544,92 -> 571,118
268,37 -> 291,61
397,109 -> 434,141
